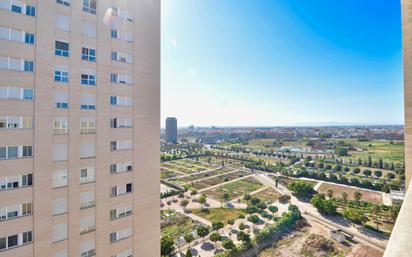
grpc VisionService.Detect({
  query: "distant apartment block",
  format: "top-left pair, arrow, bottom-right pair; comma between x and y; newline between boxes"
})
165,117 -> 177,144
0,1 -> 160,257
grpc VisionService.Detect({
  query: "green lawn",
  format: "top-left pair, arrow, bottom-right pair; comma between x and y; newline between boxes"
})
190,208 -> 245,224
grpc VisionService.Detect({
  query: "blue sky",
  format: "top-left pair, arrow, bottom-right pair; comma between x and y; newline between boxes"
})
161,0 -> 403,127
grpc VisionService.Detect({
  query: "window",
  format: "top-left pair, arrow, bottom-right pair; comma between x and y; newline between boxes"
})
54,70 -> 69,83
110,206 -> 132,220
24,60 -> 34,72
111,73 -> 133,84
25,5 -> 35,16
22,146 -> 32,157
11,1 -> 23,14
54,91 -> 69,109
56,0 -> 70,7
79,215 -> 96,235
22,203 -> 32,215
111,183 -> 132,197
22,174 -> 33,187
0,147 -> 6,159
80,93 -> 96,110
110,228 -> 132,243
82,47 -> 96,62
53,170 -> 68,188
111,30 -> 118,39
53,118 -> 68,134
80,167 -> 95,184
81,74 -> 96,85
7,146 -> 18,158
24,32 -> 35,44
0,116 -> 32,129
7,235 -> 18,248
112,249 -> 133,257
80,119 -> 95,134
55,41 -> 69,57
22,231 -> 32,244
111,51 -> 133,63
80,191 -> 95,209
83,0 -> 96,14
0,231 -> 32,251
110,162 -> 133,174
110,118 -> 133,128
23,88 -> 33,100
110,96 -> 133,106
80,241 -> 96,257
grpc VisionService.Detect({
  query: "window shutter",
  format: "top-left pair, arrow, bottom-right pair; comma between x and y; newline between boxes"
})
53,249 -> 68,257
79,93 -> 96,106
53,91 -> 69,103
80,142 -> 95,158
53,223 -> 68,242
53,144 -> 68,161
83,21 -> 96,38
52,197 -> 68,215
79,240 -> 95,254
56,14 -> 70,31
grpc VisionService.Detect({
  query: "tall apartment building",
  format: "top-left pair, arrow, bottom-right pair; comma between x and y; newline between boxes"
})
384,0 -> 412,256
165,117 -> 177,144
0,0 -> 160,257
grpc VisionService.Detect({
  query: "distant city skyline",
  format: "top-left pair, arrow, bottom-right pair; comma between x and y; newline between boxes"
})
162,0 -> 404,127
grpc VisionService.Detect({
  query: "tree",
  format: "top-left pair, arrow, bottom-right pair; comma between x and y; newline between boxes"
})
287,181 -> 315,198
337,147 -> 348,157
373,170 -> 382,178
310,194 -> 337,215
389,206 -> 400,229
268,205 -> 278,215
237,231 -> 251,244
184,233 -> 194,248
185,248 -> 192,257
197,226 -> 209,242
212,221 -> 224,231
243,194 -> 251,203
222,239 -> 236,251
353,168 -> 361,174
222,192 -> 231,206
353,191 -> 362,204
342,192 -> 348,204
247,215 -> 260,224
239,222 -> 246,230
372,205 -> 381,230
387,173 -> 395,180
227,219 -> 235,225
198,194 -> 207,208
210,232 -> 221,248
344,208 -> 368,225
363,169 -> 372,177
327,189 -> 334,199
180,199 -> 189,210
250,197 -> 261,206
161,236 -> 174,256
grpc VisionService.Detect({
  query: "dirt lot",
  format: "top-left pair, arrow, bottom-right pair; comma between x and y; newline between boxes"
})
257,218 -> 383,257
317,183 -> 383,205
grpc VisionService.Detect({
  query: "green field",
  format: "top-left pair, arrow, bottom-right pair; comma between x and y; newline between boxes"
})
204,177 -> 265,200
190,208 -> 245,224
339,139 -> 404,165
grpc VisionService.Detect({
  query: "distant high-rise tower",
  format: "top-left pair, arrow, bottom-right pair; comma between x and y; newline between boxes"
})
0,1 -> 160,257
165,117 -> 177,144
